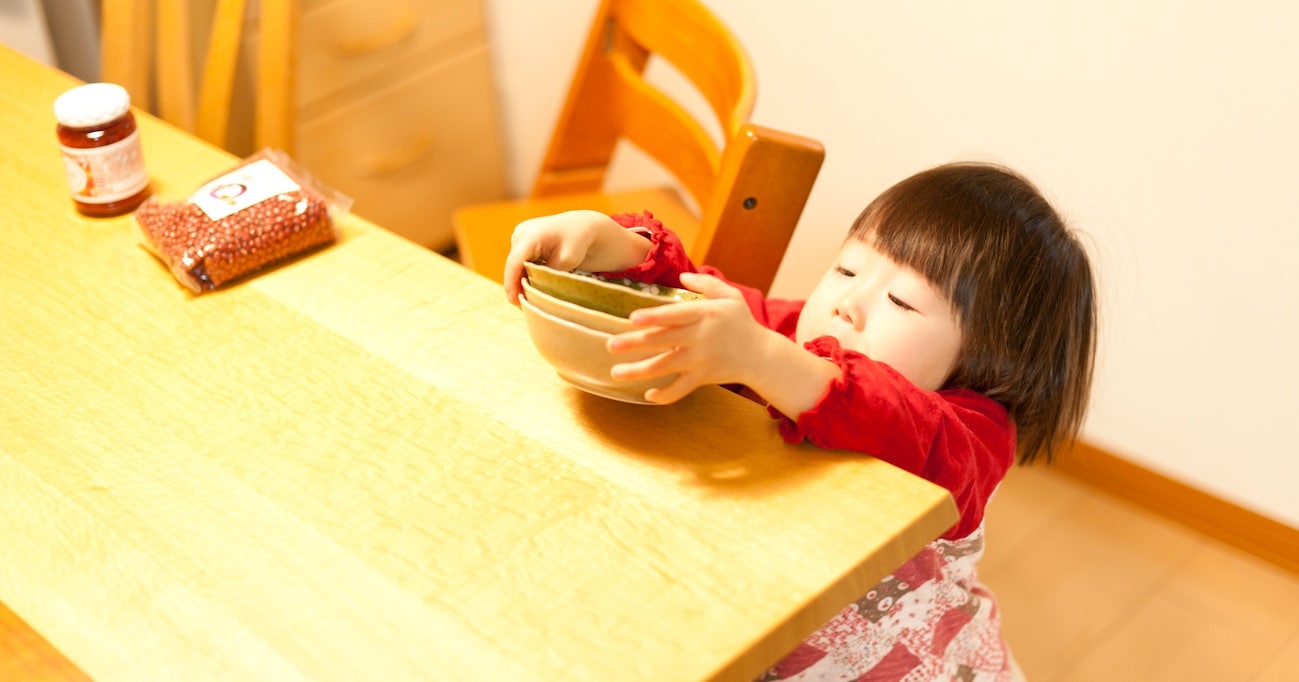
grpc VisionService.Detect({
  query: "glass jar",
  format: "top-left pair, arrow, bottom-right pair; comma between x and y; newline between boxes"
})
54,83 -> 150,217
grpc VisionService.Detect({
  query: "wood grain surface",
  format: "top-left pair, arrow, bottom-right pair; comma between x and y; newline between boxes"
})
0,46 -> 957,682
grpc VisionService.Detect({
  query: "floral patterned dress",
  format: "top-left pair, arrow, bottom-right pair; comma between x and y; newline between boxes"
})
756,525 -> 1013,681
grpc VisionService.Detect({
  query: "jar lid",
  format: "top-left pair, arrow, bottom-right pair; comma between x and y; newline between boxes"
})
53,83 -> 132,128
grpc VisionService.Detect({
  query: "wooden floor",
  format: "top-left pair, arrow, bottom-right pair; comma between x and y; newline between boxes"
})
981,465 -> 1299,681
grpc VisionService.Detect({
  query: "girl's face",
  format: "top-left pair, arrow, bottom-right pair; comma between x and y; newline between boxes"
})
796,238 -> 963,391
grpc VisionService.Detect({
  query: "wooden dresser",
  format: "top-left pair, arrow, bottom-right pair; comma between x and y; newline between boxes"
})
226,0 -> 506,251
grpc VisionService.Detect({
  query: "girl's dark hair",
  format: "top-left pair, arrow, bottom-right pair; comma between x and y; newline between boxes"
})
850,162 -> 1097,464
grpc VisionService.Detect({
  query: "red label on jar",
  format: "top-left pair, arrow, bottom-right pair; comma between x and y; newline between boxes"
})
60,131 -> 149,204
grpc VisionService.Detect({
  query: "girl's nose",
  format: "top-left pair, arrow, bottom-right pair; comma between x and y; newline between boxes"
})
833,289 -> 866,331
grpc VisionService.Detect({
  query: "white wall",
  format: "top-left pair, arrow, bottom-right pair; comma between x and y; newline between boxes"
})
483,0 -> 1299,528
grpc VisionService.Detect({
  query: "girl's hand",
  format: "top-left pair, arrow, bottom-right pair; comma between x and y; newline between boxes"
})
606,272 -> 778,404
609,272 -> 843,411
502,210 -> 652,305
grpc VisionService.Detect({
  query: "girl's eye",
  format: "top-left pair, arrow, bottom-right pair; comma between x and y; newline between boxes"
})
888,293 -> 916,312
834,265 -> 856,277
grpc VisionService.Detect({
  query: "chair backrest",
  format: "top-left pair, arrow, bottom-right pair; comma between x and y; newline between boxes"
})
100,0 -> 298,155
695,123 -> 824,291
532,0 -> 823,292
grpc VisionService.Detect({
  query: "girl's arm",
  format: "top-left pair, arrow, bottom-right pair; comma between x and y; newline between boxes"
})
581,212 -> 831,410
610,272 -> 840,412
502,210 -> 653,304
775,339 -> 1016,539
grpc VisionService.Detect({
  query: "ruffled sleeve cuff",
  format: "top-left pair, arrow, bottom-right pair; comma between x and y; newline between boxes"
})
766,337 -> 860,445
600,211 -> 694,288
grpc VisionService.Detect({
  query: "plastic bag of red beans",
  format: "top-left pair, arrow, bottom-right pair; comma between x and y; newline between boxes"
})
136,148 -> 352,293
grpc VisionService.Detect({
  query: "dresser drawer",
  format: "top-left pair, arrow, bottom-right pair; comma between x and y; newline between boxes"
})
297,47 -> 505,249
297,0 -> 485,106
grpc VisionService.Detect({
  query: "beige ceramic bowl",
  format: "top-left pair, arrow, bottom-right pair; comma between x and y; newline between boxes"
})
519,295 -> 675,404
523,261 -> 702,318
520,278 -> 633,335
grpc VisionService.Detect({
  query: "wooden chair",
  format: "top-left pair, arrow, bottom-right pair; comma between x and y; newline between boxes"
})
100,0 -> 298,155
452,0 -> 824,294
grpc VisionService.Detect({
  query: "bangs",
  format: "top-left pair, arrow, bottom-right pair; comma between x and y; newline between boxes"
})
849,182 -> 982,319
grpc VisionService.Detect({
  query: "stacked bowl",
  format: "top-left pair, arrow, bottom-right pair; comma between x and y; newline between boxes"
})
519,262 -> 703,404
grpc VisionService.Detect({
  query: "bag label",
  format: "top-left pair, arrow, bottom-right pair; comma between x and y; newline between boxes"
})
190,158 -> 302,221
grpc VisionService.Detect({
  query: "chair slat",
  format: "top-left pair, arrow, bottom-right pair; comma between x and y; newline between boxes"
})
100,0 -> 296,156
255,0 -> 298,152
614,0 -> 753,134
611,54 -> 720,209
195,0 -> 248,148
154,0 -> 196,132
100,0 -> 153,103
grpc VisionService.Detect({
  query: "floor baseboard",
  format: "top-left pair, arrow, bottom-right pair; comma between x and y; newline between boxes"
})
1051,441 -> 1299,576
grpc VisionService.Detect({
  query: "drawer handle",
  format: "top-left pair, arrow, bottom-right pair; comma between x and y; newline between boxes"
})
361,134 -> 434,176
336,12 -> 418,55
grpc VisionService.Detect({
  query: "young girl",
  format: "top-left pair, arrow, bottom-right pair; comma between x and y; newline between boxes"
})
503,162 -> 1096,681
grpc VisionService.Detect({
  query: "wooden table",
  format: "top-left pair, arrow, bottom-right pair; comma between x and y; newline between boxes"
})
0,46 -> 957,682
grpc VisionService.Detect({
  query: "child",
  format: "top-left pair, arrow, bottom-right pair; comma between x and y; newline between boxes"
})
503,162 -> 1096,681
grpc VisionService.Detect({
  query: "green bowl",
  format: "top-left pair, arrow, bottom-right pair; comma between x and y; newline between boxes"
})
521,278 -> 633,335
523,261 -> 703,318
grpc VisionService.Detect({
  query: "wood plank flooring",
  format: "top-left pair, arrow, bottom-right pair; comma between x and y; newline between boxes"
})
981,465 -> 1299,681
